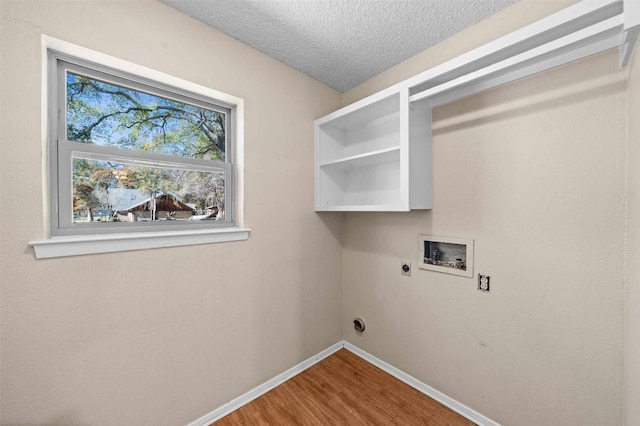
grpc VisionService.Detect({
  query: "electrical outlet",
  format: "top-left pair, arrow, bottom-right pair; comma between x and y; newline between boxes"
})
401,260 -> 411,277
478,274 -> 490,292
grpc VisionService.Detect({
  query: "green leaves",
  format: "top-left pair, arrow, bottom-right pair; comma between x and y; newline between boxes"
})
67,72 -> 228,221
66,72 -> 226,160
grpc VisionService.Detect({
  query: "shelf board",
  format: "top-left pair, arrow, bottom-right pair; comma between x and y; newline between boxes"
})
405,0 -> 625,101
315,92 -> 400,129
319,147 -> 400,170
316,204 -> 408,212
409,14 -> 624,105
349,111 -> 400,131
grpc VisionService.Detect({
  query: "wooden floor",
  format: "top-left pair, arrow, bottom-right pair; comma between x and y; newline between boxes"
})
213,349 -> 475,425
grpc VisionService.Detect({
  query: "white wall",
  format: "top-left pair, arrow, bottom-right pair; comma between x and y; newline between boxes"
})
342,1 -> 628,424
0,1 -> 343,425
624,34 -> 640,426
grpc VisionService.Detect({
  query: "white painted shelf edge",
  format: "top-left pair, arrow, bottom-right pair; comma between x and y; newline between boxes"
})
319,111 -> 400,133
315,91 -> 401,127
410,14 -> 624,104
319,146 -> 400,169
316,204 -> 409,212
404,0 -> 632,103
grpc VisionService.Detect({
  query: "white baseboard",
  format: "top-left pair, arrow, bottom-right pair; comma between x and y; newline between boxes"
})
342,341 -> 500,426
187,340 -> 499,426
186,341 -> 344,426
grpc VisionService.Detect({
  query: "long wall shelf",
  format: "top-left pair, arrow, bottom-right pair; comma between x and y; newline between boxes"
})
315,0 -> 639,212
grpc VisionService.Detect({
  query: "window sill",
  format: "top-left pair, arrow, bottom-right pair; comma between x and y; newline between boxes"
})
29,227 -> 250,259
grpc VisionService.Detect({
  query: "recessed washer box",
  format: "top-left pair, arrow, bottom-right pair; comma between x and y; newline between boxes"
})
418,235 -> 474,278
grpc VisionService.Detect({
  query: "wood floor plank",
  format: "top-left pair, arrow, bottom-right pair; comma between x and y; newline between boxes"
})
213,349 -> 476,425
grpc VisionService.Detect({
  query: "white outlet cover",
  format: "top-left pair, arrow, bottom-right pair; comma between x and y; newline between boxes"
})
478,274 -> 490,292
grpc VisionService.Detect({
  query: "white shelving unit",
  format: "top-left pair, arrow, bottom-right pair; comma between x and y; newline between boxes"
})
315,0 -> 639,212
315,91 -> 431,211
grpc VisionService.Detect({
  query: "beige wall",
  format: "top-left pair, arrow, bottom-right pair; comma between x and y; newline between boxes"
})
342,1 -> 628,425
0,1 -> 342,425
2,0 -> 637,425
624,37 -> 640,426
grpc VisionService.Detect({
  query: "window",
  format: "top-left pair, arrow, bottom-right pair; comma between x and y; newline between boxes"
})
30,37 -> 247,258
50,54 -> 237,236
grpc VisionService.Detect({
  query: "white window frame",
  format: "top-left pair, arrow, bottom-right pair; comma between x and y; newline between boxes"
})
29,36 -> 248,259
53,58 -> 235,235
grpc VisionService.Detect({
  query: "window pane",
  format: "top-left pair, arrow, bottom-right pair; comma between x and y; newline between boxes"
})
72,158 -> 225,224
66,72 -> 226,161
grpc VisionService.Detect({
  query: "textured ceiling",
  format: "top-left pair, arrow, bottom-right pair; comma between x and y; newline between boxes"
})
160,0 -> 518,92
